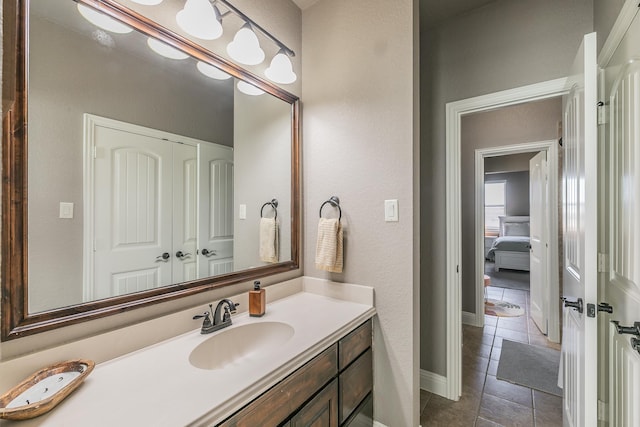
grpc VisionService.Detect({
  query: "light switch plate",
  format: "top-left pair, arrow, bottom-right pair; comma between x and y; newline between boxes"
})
239,204 -> 247,220
384,199 -> 398,222
59,202 -> 74,219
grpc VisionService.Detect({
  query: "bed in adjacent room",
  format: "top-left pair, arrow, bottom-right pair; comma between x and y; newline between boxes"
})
486,216 -> 531,272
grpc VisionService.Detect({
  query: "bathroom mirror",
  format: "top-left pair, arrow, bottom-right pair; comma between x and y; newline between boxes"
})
1,0 -> 300,340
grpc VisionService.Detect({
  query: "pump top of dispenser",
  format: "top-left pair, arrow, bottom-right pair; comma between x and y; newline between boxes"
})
254,280 -> 261,290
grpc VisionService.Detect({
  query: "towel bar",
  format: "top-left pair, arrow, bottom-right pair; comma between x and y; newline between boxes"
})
319,196 -> 341,220
260,199 -> 278,220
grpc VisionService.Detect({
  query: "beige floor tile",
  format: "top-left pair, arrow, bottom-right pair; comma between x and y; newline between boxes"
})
478,394 -> 534,427
490,346 -> 502,361
463,352 -> 490,374
495,328 -> 529,344
475,417 -> 505,427
420,389 -> 433,414
487,359 -> 500,376
483,375 -> 533,408
485,316 -> 499,326
420,392 -> 481,426
532,389 -> 563,426
463,368 -> 488,392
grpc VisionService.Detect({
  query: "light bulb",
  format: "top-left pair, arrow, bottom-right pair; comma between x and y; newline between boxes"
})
237,81 -> 265,96
197,61 -> 232,80
130,0 -> 164,4
147,38 -> 189,60
265,50 -> 297,84
176,0 -> 222,40
227,25 -> 265,65
77,3 -> 133,34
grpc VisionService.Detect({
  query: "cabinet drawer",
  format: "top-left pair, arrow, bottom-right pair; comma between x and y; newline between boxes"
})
290,379 -> 338,427
218,344 -> 338,427
339,320 -> 372,370
339,348 -> 373,424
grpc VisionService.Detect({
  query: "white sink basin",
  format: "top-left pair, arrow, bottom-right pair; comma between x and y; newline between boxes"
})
189,321 -> 295,370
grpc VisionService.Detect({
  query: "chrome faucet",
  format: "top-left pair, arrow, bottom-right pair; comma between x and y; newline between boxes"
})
193,299 -> 239,334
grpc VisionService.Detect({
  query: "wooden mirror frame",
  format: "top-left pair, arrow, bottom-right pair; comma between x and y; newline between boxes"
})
1,0 -> 300,341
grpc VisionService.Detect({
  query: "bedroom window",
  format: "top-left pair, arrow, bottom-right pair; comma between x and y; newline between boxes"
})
485,181 -> 506,235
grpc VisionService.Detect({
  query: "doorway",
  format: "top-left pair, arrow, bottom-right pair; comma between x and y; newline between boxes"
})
473,141 -> 559,343
443,78 -> 568,400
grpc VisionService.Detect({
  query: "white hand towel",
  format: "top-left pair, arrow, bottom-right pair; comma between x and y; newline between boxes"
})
259,217 -> 279,263
315,218 -> 343,273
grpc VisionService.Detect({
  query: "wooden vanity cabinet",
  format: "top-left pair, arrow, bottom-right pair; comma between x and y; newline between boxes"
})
216,319 -> 373,427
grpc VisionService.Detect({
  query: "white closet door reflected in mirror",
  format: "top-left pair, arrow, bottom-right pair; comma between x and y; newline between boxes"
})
84,115 -> 233,301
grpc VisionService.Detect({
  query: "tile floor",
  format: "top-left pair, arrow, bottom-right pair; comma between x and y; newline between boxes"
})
420,286 -> 563,427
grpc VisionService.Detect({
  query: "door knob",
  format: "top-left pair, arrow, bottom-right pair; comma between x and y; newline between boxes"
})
597,302 -> 613,313
201,248 -> 216,257
155,252 -> 170,261
175,251 -> 192,260
612,320 -> 640,337
562,297 -> 583,314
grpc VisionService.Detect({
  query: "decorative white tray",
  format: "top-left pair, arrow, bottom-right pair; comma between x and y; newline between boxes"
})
0,359 -> 95,420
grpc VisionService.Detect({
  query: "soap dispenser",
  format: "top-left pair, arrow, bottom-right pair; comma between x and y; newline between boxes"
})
249,280 -> 266,317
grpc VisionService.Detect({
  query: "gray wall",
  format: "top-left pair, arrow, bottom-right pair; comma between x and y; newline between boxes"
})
28,15 -> 234,312
302,0 -> 419,424
485,171 -> 531,217
420,0 -> 593,375
594,0 -> 626,51
485,152 -> 536,173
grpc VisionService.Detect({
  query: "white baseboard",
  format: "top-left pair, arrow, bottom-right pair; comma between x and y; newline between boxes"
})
419,369 -> 448,398
462,310 -> 481,327
373,422 -> 389,427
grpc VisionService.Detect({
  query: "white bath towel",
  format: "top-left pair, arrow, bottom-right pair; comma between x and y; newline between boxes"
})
259,217 -> 279,263
315,218 -> 343,273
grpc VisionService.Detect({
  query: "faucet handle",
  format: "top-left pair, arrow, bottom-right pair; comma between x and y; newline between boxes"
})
222,307 -> 232,323
193,311 -> 212,328
229,302 -> 239,313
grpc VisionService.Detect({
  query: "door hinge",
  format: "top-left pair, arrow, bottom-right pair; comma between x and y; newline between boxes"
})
598,253 -> 609,273
597,103 -> 609,125
597,399 -> 608,421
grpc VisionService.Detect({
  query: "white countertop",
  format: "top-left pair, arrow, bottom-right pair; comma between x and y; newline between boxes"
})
0,280 -> 375,426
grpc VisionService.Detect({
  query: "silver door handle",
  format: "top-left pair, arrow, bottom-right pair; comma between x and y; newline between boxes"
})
201,248 -> 216,257
156,252 -> 170,262
175,251 -> 192,260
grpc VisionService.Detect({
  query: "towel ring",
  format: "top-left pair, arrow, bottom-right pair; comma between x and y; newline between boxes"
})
260,199 -> 278,220
319,196 -> 341,220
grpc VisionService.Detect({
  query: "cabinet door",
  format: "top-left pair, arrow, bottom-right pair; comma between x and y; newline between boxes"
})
291,380 -> 338,427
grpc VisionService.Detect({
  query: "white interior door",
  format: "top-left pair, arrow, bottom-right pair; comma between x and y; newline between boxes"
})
172,143 -> 198,283
529,151 -> 547,335
603,7 -> 640,425
562,32 -> 599,427
93,125 -> 173,299
198,142 -> 234,278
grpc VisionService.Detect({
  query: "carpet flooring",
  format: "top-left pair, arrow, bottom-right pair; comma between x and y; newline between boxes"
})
484,261 -> 530,291
497,339 -> 562,397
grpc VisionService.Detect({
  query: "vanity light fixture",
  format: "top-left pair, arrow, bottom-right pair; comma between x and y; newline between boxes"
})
77,3 -> 133,34
174,0 -> 297,84
226,23 -> 265,66
237,81 -> 265,96
176,0 -> 223,40
264,49 -> 297,84
196,61 -> 232,80
147,37 -> 189,60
